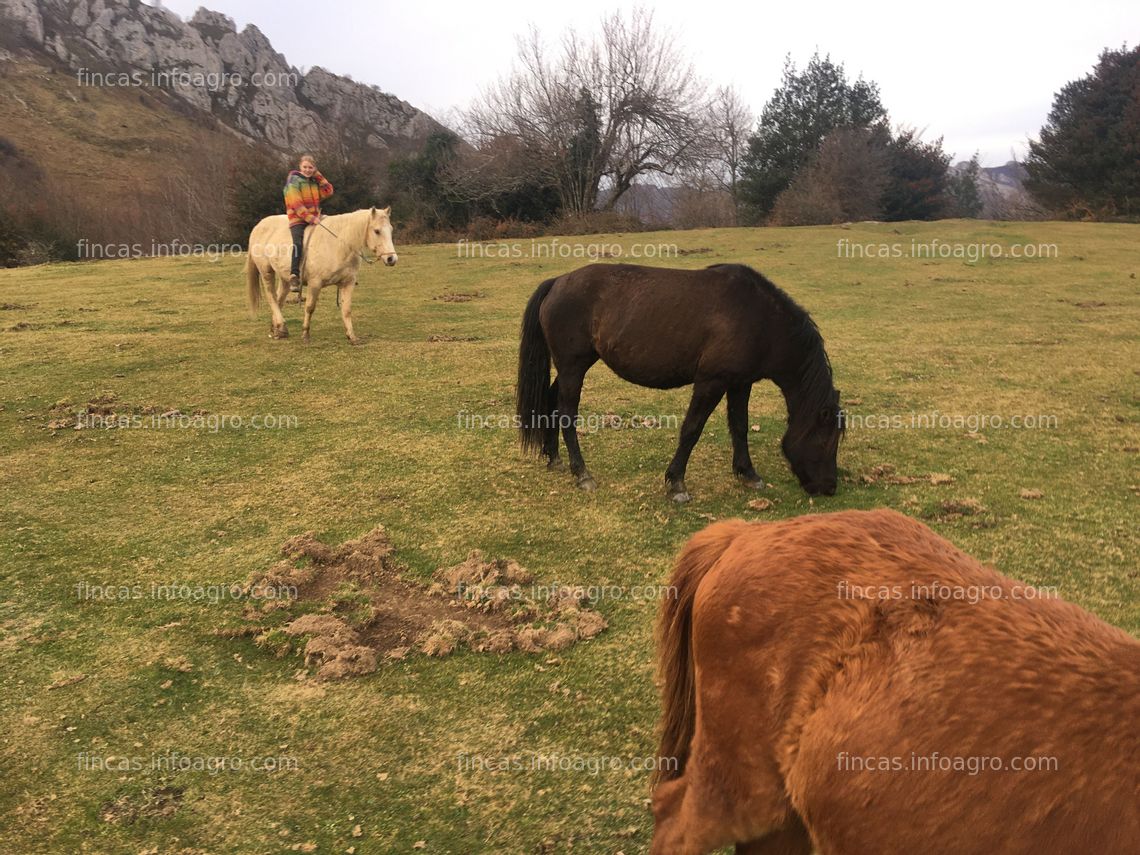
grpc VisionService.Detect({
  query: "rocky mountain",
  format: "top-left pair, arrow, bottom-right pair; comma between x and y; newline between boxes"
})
950,160 -> 1039,219
0,0 -> 453,262
0,0 -> 445,157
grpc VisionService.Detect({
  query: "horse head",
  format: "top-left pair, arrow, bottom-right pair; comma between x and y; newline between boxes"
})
367,206 -> 398,266
781,387 -> 844,496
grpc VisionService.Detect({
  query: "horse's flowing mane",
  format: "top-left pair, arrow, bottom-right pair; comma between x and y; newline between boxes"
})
708,264 -> 841,436
319,208 -> 372,249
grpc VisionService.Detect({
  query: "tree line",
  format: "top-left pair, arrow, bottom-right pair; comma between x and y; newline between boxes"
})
384,14 -> 1136,236
2,15 -> 1135,265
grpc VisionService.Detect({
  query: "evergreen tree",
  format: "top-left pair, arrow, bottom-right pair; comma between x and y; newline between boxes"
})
881,130 -> 951,221
1025,45 -> 1140,219
739,52 -> 887,221
313,149 -> 382,216
387,131 -> 470,229
563,88 -> 603,215
224,147 -> 287,248
947,155 -> 983,218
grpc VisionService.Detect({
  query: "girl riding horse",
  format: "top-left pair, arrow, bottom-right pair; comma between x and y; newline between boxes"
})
283,154 -> 334,292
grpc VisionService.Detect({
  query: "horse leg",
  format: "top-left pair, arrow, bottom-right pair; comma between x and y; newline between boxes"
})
665,381 -> 727,502
338,280 -> 359,345
727,384 -> 763,488
556,361 -> 597,490
652,768 -> 809,855
273,270 -> 289,307
262,271 -> 288,339
543,378 -> 562,469
302,281 -> 322,343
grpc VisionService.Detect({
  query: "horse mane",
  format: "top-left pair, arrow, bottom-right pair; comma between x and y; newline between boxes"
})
708,263 -> 843,437
320,208 -> 372,249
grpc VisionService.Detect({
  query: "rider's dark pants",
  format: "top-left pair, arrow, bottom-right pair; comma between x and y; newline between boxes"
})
289,222 -> 306,278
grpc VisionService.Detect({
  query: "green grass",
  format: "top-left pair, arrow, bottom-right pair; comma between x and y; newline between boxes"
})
1,221 -> 1137,853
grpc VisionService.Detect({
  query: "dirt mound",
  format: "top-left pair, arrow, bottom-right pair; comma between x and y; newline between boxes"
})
282,614 -> 378,681
100,786 -> 183,825
229,528 -> 607,680
936,497 -> 986,517
431,550 -> 533,591
924,497 -> 995,527
433,291 -> 487,302
45,392 -> 205,430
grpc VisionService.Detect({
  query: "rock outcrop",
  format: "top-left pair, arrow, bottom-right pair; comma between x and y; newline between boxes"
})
0,0 -> 444,155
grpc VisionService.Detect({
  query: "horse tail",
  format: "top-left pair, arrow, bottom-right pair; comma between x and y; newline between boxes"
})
654,519 -> 751,787
245,253 -> 260,315
517,277 -> 558,454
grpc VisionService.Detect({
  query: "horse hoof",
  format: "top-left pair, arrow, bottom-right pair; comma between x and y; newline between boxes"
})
670,490 -> 692,504
737,474 -> 765,489
546,457 -> 564,471
577,476 -> 597,492
302,331 -> 310,343
347,337 -> 361,346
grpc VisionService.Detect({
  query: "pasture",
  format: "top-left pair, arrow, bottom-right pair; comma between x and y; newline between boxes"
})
1,220 -> 1137,853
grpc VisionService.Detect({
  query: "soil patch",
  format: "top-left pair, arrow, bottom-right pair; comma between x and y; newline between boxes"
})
230,526 -> 607,680
925,497 -> 994,526
434,292 -> 487,302
46,392 -> 206,430
100,786 -> 183,825
427,333 -> 481,342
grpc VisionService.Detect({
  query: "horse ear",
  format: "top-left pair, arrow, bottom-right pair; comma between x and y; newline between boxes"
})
382,206 -> 391,216
370,206 -> 376,215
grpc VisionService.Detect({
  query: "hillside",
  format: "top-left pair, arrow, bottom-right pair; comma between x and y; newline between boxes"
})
0,0 -> 444,157
0,0 -> 448,259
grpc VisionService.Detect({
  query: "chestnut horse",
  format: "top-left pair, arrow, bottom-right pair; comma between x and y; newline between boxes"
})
517,263 -> 844,501
652,510 -> 1139,854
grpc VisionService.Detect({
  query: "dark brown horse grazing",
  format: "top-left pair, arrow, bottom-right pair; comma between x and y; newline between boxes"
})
516,263 -> 843,501
651,510 -> 1140,854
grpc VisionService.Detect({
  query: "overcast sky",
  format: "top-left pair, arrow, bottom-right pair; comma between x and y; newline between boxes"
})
156,0 -> 1135,166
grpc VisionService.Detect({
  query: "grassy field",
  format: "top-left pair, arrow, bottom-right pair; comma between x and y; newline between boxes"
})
1,220 -> 1137,853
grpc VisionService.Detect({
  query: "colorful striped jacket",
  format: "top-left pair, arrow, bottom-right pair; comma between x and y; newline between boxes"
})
283,170 -> 334,226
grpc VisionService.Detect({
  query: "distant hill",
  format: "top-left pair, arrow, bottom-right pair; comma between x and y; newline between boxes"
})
0,0 -> 445,156
951,160 -> 1040,219
0,0 -> 447,259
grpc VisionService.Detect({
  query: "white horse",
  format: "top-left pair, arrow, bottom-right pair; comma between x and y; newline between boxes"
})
245,207 -> 398,343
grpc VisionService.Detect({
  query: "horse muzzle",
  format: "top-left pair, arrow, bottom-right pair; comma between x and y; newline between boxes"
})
383,253 -> 398,267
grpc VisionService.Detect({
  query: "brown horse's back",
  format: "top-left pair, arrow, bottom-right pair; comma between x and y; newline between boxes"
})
540,264 -> 770,389
652,509 -> 1140,854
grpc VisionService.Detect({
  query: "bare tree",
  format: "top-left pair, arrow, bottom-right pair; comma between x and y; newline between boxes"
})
704,86 -> 754,224
671,166 -> 736,229
464,8 -> 707,216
